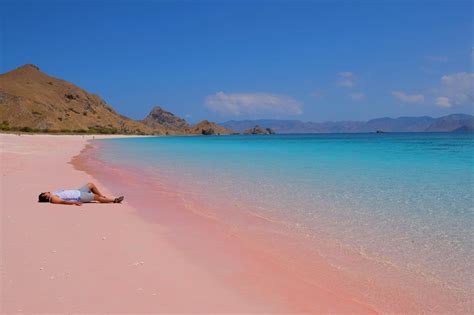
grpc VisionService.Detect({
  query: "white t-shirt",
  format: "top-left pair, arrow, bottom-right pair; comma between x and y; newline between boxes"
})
52,190 -> 81,201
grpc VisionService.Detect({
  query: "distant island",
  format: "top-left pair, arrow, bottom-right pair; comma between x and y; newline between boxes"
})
222,115 -> 474,134
0,64 -> 472,135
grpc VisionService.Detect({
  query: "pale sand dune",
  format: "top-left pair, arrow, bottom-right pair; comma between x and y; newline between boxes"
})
0,134 -> 375,313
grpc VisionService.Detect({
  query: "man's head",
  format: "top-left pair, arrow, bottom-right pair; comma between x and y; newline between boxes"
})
38,192 -> 51,203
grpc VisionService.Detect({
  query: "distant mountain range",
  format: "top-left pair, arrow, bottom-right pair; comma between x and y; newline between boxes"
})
221,114 -> 474,133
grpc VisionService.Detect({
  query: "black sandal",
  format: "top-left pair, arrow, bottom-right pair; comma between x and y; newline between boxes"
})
114,196 -> 124,203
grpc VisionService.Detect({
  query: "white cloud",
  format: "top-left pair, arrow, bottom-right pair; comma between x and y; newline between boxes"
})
338,71 -> 354,78
426,55 -> 449,62
309,90 -> 323,98
350,92 -> 366,101
205,91 -> 303,116
436,97 -> 451,108
338,79 -> 355,88
436,72 -> 474,108
391,91 -> 425,104
337,71 -> 356,88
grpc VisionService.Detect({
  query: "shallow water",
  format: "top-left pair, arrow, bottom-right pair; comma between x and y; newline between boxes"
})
93,133 -> 474,312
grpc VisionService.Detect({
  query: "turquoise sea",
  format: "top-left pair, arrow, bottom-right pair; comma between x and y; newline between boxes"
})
92,133 -> 473,311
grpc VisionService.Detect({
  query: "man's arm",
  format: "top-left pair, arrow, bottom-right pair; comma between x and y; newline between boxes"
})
50,196 -> 82,206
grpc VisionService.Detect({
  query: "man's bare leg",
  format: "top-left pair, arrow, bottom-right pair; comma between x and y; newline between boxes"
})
93,194 -> 124,203
93,194 -> 115,203
87,182 -> 105,197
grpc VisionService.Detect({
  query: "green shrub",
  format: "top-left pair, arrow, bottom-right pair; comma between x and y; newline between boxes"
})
19,126 -> 33,132
73,129 -> 88,133
88,126 -> 118,134
0,120 -> 10,130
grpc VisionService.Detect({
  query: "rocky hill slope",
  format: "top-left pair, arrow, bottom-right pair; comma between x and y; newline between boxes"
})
0,64 -> 238,135
142,106 -> 190,134
0,64 -> 160,134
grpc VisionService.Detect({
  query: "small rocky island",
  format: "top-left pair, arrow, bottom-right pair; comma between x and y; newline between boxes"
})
243,125 -> 275,135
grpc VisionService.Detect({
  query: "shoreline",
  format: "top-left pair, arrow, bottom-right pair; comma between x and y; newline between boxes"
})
78,138 -> 385,313
0,133 -> 376,313
74,141 -> 381,313
73,136 -> 472,314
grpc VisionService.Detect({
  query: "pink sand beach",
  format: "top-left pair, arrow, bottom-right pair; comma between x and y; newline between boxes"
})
1,133 -> 379,313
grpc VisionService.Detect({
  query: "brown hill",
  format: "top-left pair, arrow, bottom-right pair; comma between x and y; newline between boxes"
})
0,64 -> 161,134
142,106 -> 190,134
190,120 -> 234,135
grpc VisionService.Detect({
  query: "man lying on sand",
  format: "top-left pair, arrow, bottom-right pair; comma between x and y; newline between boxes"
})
38,182 -> 124,206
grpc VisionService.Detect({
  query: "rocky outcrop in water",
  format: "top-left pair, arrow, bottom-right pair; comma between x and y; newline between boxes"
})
243,125 -> 275,135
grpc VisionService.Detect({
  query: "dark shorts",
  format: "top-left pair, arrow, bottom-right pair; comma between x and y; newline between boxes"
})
78,184 -> 94,203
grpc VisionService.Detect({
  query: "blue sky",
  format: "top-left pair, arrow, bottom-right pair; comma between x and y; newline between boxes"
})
1,0 -> 473,122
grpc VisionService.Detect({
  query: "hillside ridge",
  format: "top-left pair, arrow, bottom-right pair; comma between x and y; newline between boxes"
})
0,64 -> 160,134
